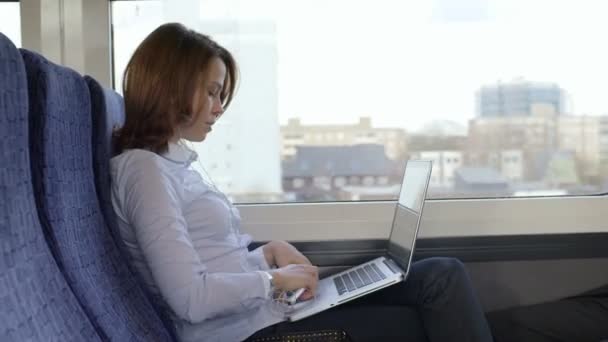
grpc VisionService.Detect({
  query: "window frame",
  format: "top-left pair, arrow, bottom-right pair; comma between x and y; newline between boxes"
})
238,195 -> 608,240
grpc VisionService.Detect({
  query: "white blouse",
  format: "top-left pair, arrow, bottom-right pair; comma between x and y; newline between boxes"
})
110,142 -> 286,342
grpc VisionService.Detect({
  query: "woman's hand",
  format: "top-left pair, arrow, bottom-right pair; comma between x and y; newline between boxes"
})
263,241 -> 316,300
263,240 -> 311,268
269,264 -> 319,298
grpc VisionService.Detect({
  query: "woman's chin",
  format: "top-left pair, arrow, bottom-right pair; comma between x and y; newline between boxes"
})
183,134 -> 207,143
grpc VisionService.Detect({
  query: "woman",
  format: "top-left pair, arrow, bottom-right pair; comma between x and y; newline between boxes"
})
111,22 -> 493,342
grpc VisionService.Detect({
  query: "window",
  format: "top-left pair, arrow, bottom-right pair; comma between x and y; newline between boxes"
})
313,176 -> 331,191
293,178 -> 305,189
334,176 -> 346,187
111,0 -> 608,204
377,176 -> 389,185
284,134 -> 303,140
362,176 -> 375,187
0,1 -> 21,47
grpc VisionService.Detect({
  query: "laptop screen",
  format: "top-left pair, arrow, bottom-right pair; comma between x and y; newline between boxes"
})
387,160 -> 432,273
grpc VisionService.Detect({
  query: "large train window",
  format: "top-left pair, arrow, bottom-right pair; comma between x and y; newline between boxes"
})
111,0 -> 608,204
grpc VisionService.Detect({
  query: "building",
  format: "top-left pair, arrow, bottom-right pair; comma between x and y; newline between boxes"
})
477,80 -> 564,118
187,19 -> 283,202
281,117 -> 407,161
600,117 -> 608,181
282,145 -> 402,201
468,113 -> 603,184
468,115 -> 558,181
454,167 -> 510,197
496,150 -> 524,182
407,134 -> 467,152
557,116 -> 601,180
413,151 -> 463,188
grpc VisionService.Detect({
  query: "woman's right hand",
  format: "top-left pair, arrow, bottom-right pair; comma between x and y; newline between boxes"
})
269,264 -> 319,296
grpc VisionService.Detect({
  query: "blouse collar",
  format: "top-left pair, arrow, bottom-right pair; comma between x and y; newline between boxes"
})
161,141 -> 198,166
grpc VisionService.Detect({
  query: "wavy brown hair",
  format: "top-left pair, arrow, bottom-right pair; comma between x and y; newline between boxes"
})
113,23 -> 238,154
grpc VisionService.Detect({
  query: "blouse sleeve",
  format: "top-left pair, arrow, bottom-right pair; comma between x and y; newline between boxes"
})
118,156 -> 271,323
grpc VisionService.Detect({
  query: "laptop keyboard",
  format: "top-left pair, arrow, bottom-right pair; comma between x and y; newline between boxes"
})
333,263 -> 387,295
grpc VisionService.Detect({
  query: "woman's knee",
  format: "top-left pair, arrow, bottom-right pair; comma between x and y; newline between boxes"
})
417,257 -> 467,281
412,257 -> 469,299
403,257 -> 470,308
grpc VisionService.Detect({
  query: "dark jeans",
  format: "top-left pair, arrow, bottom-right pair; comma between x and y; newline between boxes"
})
247,257 -> 493,342
487,285 -> 608,342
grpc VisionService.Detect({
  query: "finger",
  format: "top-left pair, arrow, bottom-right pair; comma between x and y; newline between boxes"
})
303,265 -> 318,273
301,254 -> 312,265
308,275 -> 318,294
303,277 -> 316,296
300,290 -> 314,301
308,265 -> 319,278
296,257 -> 311,266
298,256 -> 311,266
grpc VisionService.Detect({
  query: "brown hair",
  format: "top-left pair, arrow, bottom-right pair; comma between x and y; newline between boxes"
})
114,23 -> 238,154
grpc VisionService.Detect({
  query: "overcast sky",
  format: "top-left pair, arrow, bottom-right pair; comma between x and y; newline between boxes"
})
4,0 -> 608,132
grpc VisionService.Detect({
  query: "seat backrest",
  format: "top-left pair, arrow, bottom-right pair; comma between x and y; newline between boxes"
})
85,76 -> 125,236
21,49 -> 174,342
0,33 -> 101,341
85,75 -> 176,338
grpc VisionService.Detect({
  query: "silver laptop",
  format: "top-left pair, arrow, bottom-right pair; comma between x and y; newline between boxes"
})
287,160 -> 433,321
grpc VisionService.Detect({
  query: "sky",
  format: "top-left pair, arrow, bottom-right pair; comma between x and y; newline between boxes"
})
4,0 -> 608,132
270,0 -> 608,130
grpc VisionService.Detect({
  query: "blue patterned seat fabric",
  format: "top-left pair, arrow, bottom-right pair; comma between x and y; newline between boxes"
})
21,49 -> 173,342
0,33 -> 101,341
85,75 -> 177,338
85,76 -> 125,240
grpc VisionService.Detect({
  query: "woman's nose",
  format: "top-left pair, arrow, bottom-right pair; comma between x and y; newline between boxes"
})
212,107 -> 223,118
213,101 -> 224,117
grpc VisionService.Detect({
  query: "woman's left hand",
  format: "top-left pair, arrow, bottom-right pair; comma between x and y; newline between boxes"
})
264,240 -> 312,268
263,240 -> 316,301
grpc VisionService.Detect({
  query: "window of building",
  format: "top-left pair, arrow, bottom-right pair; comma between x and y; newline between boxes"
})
111,0 -> 608,203
313,176 -> 331,191
284,134 -> 303,140
293,178 -> 305,189
377,176 -> 389,185
334,176 -> 346,187
362,176 -> 375,186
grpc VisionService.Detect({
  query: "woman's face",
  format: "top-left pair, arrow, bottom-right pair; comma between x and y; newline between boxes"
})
180,57 -> 227,142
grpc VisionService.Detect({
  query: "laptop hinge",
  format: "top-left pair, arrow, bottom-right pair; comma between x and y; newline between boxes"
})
383,258 -> 400,274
